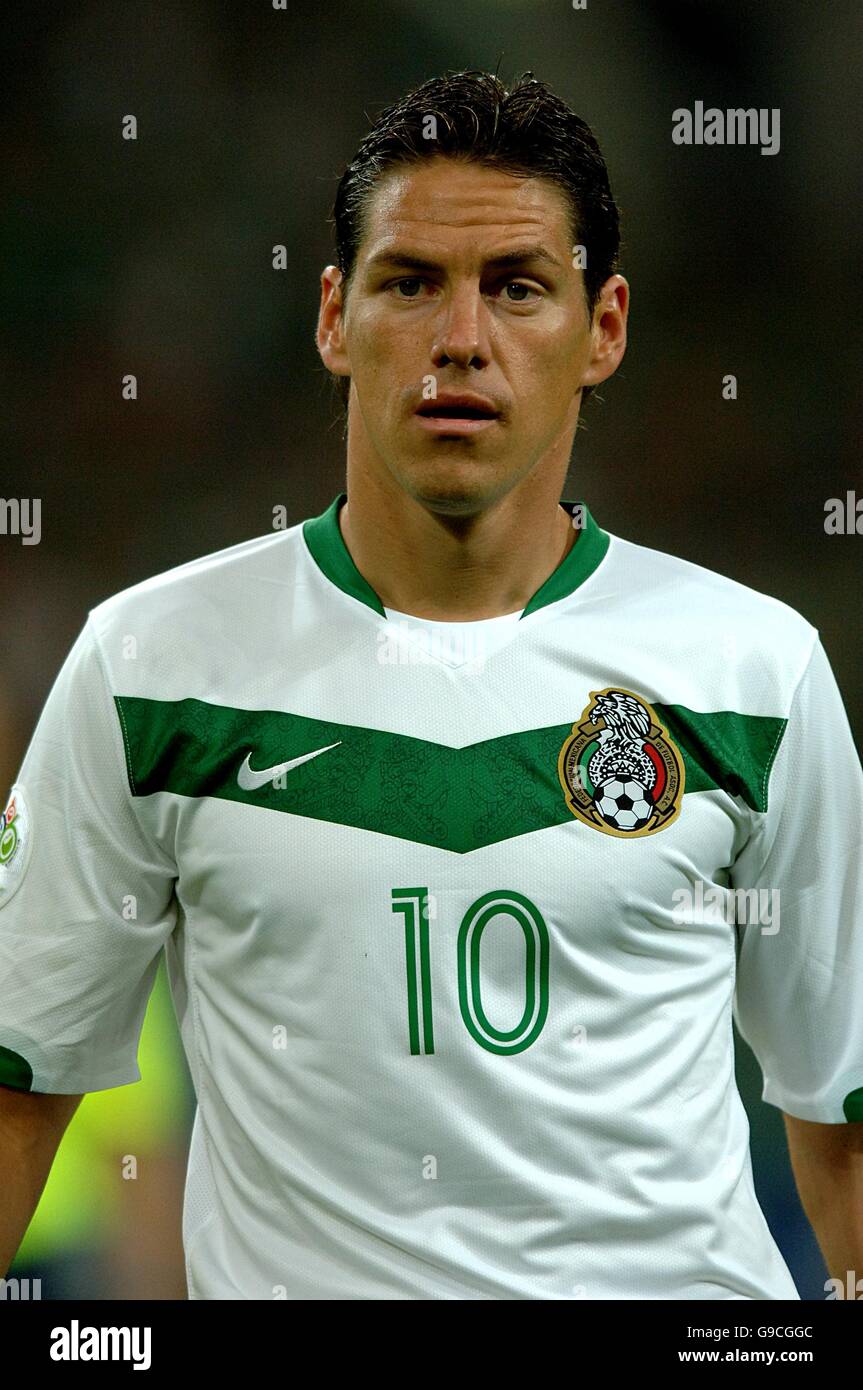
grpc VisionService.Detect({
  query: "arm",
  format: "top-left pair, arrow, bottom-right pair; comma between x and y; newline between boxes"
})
783,1114 -> 863,1282
0,1083 -> 83,1275
732,636 -> 863,1282
0,619 -> 180,1280
102,1148 -> 189,1298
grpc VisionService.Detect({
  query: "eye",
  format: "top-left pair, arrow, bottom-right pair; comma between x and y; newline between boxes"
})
502,281 -> 541,303
391,277 -> 427,298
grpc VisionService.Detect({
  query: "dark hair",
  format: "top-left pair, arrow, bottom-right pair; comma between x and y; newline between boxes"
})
329,69 -> 621,406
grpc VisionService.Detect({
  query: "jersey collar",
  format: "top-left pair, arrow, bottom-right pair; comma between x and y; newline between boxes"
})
303,492 -> 610,620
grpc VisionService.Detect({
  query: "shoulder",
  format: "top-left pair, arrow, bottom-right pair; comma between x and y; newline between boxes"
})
601,528 -> 819,711
86,521 -> 306,651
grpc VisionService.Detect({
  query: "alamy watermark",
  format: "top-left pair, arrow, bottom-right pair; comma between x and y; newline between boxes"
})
672,102 -> 780,156
0,1276 -> 42,1299
672,880 -> 779,934
825,1271 -> 863,1299
377,619 -> 489,673
50,1320 -> 151,1370
0,498 -> 41,545
824,491 -> 862,534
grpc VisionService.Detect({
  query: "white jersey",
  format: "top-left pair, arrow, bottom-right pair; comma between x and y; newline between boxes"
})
1,492 -> 861,1300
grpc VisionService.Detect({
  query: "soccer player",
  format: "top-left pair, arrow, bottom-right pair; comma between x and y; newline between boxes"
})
1,70 -> 861,1301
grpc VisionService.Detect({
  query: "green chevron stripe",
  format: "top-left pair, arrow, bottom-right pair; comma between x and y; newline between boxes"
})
114,696 -> 786,853
659,704 -> 785,813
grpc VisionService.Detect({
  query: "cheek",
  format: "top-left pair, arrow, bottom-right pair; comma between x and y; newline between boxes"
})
347,317 -> 412,422
508,313 -> 585,384
507,339 -> 584,437
515,346 -> 579,406
352,310 -> 414,383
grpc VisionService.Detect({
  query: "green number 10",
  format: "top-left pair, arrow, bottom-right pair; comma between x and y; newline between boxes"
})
391,888 -> 550,1057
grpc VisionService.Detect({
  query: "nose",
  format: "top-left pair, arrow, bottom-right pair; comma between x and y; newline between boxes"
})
431,282 -> 491,371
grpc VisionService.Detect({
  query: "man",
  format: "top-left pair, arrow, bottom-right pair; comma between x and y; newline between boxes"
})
1,70 -> 861,1300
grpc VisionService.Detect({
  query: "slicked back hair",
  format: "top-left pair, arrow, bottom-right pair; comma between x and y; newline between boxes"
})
329,70 -> 622,405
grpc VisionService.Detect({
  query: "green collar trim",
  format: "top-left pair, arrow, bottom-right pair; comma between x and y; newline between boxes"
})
523,498 -> 610,617
303,493 -> 386,616
302,493 -> 610,620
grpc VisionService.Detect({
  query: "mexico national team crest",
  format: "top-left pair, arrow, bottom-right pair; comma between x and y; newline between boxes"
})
558,689 -> 685,837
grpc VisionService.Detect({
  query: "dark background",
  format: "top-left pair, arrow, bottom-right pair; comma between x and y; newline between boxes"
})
2,0 -> 861,1299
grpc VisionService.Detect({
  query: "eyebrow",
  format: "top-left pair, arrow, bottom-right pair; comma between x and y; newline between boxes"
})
364,246 -> 565,275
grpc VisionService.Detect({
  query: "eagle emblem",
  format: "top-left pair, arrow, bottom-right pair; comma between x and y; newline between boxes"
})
558,688 -> 685,837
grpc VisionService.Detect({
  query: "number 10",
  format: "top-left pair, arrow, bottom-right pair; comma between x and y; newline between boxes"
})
391,887 -> 550,1057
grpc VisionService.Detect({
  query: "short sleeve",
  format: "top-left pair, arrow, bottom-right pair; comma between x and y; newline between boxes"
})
0,616 -> 179,1094
732,634 -> 863,1122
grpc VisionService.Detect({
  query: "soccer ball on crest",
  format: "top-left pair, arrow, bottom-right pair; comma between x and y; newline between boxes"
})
595,778 -> 653,832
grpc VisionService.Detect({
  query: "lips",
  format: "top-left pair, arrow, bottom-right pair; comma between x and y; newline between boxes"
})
415,394 -> 500,420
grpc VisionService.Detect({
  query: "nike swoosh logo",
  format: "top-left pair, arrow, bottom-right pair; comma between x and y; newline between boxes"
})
237,741 -> 342,791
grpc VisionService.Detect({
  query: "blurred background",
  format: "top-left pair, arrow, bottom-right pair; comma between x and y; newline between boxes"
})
2,0 -> 861,1299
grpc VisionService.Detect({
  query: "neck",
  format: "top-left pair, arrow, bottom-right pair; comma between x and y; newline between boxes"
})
338,461 -> 578,622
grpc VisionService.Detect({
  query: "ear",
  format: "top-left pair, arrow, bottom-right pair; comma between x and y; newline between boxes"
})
580,275 -> 629,390
316,266 -> 351,377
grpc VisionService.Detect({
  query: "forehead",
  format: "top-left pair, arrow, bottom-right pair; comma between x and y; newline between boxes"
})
357,157 -> 573,259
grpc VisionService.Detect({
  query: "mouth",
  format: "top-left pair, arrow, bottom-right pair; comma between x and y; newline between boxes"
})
414,397 -> 501,434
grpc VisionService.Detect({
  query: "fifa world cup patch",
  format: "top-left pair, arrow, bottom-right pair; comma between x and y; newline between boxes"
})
0,784 -> 34,908
558,689 -> 685,837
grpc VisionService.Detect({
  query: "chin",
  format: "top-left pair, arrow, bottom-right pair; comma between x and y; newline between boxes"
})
401,467 -> 508,516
